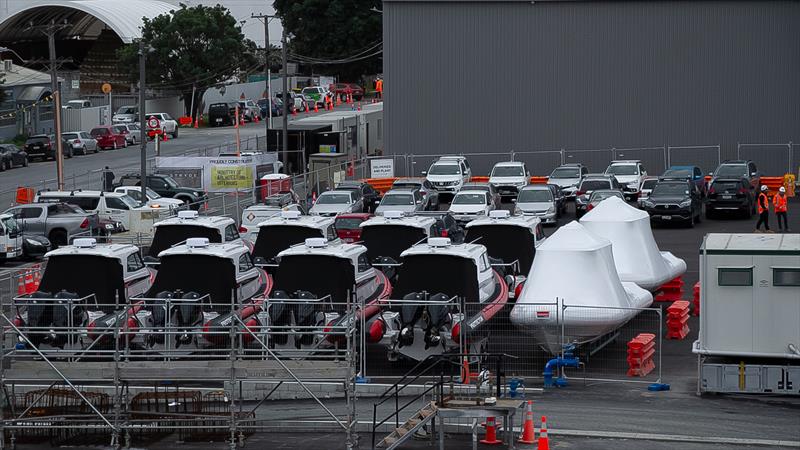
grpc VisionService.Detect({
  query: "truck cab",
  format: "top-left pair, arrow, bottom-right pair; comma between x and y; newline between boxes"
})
0,213 -> 22,262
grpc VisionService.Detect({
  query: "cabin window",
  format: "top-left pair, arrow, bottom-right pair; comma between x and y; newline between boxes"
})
479,253 -> 490,272
773,268 -> 800,287
224,224 -> 240,242
357,253 -> 370,273
326,225 -> 336,241
239,253 -> 254,272
535,224 -> 545,242
718,268 -> 752,287
127,253 -> 145,272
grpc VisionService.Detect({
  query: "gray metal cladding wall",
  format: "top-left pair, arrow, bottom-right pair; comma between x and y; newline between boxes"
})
383,1 -> 800,175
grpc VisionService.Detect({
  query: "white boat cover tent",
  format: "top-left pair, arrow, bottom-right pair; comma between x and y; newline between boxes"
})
510,221 -> 653,353
580,196 -> 687,291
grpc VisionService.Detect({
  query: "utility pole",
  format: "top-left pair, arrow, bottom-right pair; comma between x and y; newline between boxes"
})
281,28 -> 289,166
138,40 -> 148,206
251,13 -> 275,151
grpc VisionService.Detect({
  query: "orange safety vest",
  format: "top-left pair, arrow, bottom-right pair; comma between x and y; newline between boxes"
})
773,193 -> 787,213
757,193 -> 768,214
376,79 -> 383,92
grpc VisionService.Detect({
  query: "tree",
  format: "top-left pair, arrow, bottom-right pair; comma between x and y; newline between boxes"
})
117,4 -> 257,119
0,74 -> 6,105
274,0 -> 383,81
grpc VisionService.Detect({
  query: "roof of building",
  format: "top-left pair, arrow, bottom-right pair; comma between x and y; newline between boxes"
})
0,63 -> 52,88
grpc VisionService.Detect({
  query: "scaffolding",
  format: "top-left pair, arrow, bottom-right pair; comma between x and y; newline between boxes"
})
0,286 -> 360,450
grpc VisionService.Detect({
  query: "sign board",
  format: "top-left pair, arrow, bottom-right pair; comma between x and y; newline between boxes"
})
101,83 -> 112,94
370,159 -> 395,178
71,80 -> 80,89
155,153 -> 281,193
319,144 -> 337,153
147,117 -> 161,129
211,165 -> 253,190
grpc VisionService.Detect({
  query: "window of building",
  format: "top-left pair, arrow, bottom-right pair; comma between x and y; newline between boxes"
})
773,268 -> 800,287
718,267 -> 753,286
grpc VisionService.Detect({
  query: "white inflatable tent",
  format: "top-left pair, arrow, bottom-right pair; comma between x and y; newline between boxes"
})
510,221 -> 653,354
580,196 -> 687,291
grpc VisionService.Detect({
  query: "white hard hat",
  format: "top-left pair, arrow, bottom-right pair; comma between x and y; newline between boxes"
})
761,185 -> 768,192
779,186 -> 786,193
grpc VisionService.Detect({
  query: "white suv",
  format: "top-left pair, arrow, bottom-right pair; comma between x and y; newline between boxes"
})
604,160 -> 647,201
146,113 -> 179,138
424,156 -> 472,194
489,161 -> 529,198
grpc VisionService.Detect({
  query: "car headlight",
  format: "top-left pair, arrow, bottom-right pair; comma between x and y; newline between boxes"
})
547,206 -> 555,214
643,200 -> 655,208
24,238 -> 40,246
476,210 -> 486,215
679,199 -> 692,208
514,207 -> 522,215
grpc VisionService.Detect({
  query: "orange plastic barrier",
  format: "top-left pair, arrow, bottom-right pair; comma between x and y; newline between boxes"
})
529,176 -> 549,184
15,187 -> 34,204
654,275 -> 684,302
627,333 -> 655,377
362,178 -> 399,194
178,116 -> 193,126
470,176 -> 489,183
761,176 -> 785,198
666,300 -> 691,340
692,282 -> 700,316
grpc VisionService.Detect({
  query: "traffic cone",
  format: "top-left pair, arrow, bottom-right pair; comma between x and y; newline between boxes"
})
17,275 -> 25,295
24,271 -> 36,294
518,401 -> 535,444
538,416 -> 550,450
292,106 -> 297,117
162,132 -> 168,142
336,95 -> 342,106
480,416 -> 503,445
313,102 -> 319,113
254,114 -> 260,123
357,102 -> 362,111
347,93 -> 352,104
193,117 -> 199,129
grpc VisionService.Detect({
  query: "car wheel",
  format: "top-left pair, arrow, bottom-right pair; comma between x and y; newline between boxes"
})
112,142 -> 118,150
172,128 -> 178,138
22,157 -> 28,167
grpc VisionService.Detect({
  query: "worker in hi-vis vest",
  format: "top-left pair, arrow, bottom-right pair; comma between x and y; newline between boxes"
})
773,186 -> 789,232
755,184 -> 771,232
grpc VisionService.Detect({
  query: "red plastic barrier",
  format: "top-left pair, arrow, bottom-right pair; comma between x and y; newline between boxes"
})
666,300 -> 690,340
627,333 -> 656,377
692,281 -> 700,316
655,275 -> 685,302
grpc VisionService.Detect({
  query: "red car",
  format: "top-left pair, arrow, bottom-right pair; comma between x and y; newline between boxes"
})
90,126 -> 127,150
328,83 -> 365,101
335,213 -> 372,243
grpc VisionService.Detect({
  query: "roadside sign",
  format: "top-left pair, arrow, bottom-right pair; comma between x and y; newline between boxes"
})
101,83 -> 112,94
370,159 -> 395,178
147,117 -> 161,129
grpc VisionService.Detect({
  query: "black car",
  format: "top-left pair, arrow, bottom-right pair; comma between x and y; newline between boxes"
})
705,177 -> 755,219
115,173 -> 207,210
23,135 -> 55,161
641,179 -> 703,226
208,102 -> 238,127
546,183 -> 567,216
335,180 -> 382,213
575,174 -> 622,218
711,160 -> 760,191
0,144 -> 28,169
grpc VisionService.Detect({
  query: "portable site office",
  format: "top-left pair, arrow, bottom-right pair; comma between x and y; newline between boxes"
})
694,233 -> 800,395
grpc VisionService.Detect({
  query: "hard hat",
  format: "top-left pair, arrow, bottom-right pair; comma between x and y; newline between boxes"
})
779,186 -> 786,193
761,185 -> 768,192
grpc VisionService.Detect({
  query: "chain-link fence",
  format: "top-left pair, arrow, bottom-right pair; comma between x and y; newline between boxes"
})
667,145 -> 721,175
737,143 -> 794,176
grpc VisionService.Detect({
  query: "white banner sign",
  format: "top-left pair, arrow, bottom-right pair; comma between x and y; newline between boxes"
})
370,159 -> 395,178
155,153 -> 281,192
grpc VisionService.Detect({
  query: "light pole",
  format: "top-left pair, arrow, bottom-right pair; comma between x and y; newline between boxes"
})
138,40 -> 149,206
251,13 -> 277,150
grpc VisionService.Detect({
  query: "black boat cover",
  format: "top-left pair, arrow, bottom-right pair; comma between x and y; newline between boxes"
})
38,255 -> 125,310
147,254 -> 236,306
252,225 -> 325,261
149,225 -> 222,257
273,255 -> 355,305
394,254 -> 479,303
465,225 -> 535,274
361,225 -> 428,262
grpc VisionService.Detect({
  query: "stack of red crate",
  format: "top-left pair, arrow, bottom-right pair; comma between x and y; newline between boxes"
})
627,333 -> 656,377
654,276 -> 685,302
666,300 -> 690,339
692,282 -> 700,316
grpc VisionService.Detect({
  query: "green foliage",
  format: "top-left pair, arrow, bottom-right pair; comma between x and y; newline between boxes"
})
117,4 -> 257,117
274,0 -> 383,81
0,73 -> 6,105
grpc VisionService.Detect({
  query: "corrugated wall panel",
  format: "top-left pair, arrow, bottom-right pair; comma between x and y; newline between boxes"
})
384,1 -> 800,175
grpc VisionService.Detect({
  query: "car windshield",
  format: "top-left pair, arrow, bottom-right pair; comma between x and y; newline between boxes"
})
381,194 -> 414,206
118,195 -> 140,209
580,180 -> 611,191
591,191 -> 623,201
652,183 -> 689,196
50,203 -> 83,215
518,189 -> 552,202
91,128 -> 109,136
62,133 -> 79,139
116,106 -> 136,114
663,169 -> 691,178
550,168 -> 580,178
26,136 -> 48,144
641,179 -> 658,189
317,193 -> 351,204
606,165 -> 638,175
715,165 -> 747,177
711,181 -> 740,191
492,166 -> 524,177
335,218 -> 365,230
393,182 -> 421,190
428,164 -> 460,175
2,216 -> 18,234
452,193 -> 486,205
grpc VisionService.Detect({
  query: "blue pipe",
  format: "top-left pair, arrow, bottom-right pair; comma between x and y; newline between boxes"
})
543,356 -> 580,388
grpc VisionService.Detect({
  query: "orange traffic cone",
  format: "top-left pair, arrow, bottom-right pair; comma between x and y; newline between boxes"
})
313,102 -> 319,113
538,416 -> 550,450
347,93 -> 352,104
518,401 -> 535,444
24,271 -> 36,294
254,114 -> 260,123
292,106 -> 298,117
17,275 -> 25,295
336,95 -> 342,106
480,417 -> 503,445
162,132 -> 168,142
357,102 -> 362,111
194,117 -> 199,129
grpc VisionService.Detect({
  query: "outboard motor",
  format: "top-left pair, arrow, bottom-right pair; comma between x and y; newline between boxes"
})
423,293 -> 451,349
398,292 -> 425,348
294,290 -> 318,347
175,291 -> 202,347
149,291 -> 174,345
373,256 -> 399,283
24,291 -> 53,347
88,304 -> 142,346
51,290 -> 80,349
267,290 -> 292,346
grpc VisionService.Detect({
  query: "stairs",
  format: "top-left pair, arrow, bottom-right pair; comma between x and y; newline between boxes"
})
376,401 -> 438,449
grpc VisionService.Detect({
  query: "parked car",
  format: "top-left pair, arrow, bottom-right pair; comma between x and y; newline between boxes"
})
238,100 -> 260,122
48,134 -> 75,157
0,144 -> 27,169
90,126 -> 127,150
461,182 -> 501,209
705,177 -> 755,219
575,174 -> 622,218
121,124 -> 140,145
112,125 -> 134,146
586,189 -> 626,212
64,99 -> 91,109
328,83 -> 365,101
60,131 -> 98,155
23,135 -> 56,160
548,164 -> 588,198
276,91 -> 307,113
424,156 -> 472,196
113,186 -> 185,210
641,178 -> 703,226
662,165 -> 707,196
112,105 -> 139,123
711,160 -> 760,191
448,190 -> 495,223
546,183 -> 567,215
35,190 -> 145,232
145,113 -> 179,138
335,180 -> 382,213
335,213 -> 372,243
4,202 -> 98,248
300,86 -> 333,107
257,98 -> 283,118
514,184 -> 558,225
115,173 -> 208,209
208,102 -> 238,127
375,189 -> 428,215
605,160 -> 647,201
309,190 -> 364,216
489,161 -> 530,199
392,178 -> 440,211
637,176 -> 659,208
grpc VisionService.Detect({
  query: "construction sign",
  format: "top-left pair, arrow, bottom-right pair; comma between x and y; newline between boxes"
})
210,165 -> 253,190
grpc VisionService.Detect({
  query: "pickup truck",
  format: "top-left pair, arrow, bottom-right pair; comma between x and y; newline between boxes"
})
3,202 -> 99,248
115,173 -> 208,209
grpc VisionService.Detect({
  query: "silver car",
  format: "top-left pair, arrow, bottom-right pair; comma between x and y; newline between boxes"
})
61,131 -> 98,155
375,189 -> 427,216
112,105 -> 139,123
549,164 -> 588,198
310,190 -> 364,217
514,185 -> 558,225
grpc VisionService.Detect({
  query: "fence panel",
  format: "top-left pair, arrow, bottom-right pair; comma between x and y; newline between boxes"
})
513,150 -> 563,176
667,145 -> 720,175
612,146 -> 667,175
562,148 -> 614,173
737,143 -> 792,176
792,144 -> 800,178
